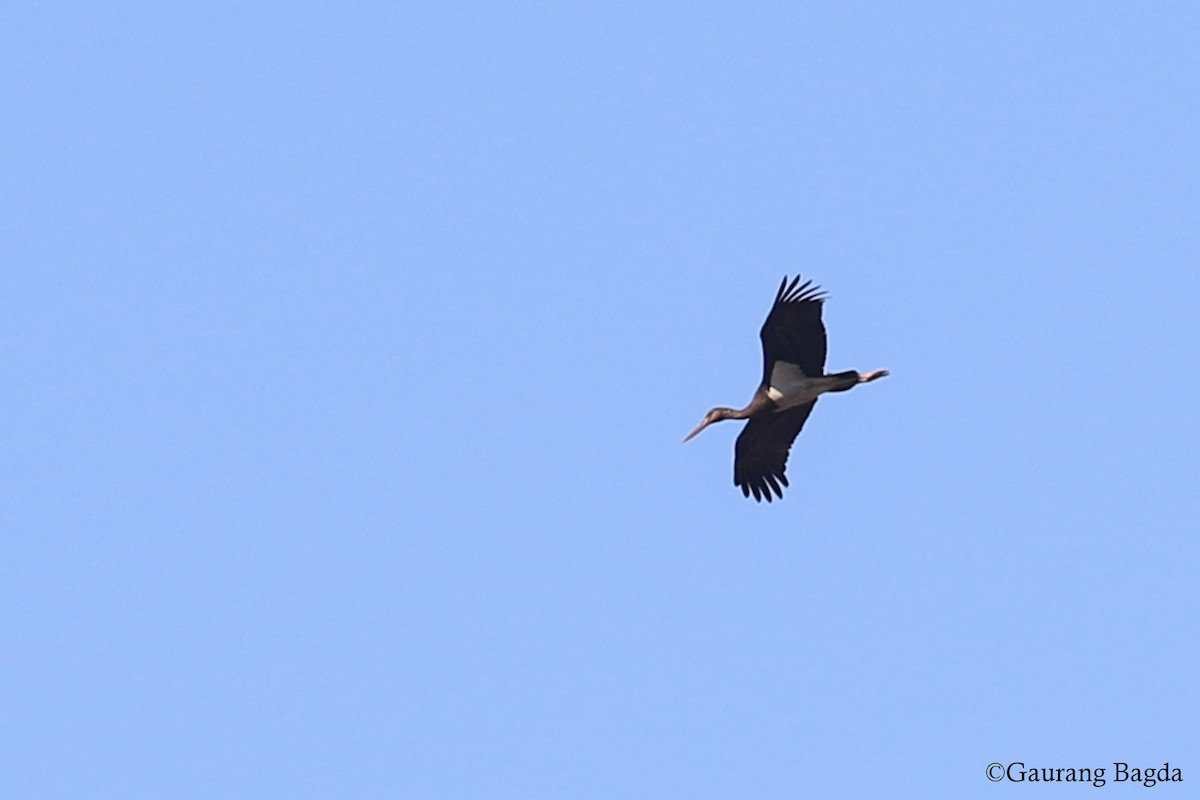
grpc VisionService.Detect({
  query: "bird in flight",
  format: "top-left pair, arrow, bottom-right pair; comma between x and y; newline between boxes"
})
684,275 -> 888,502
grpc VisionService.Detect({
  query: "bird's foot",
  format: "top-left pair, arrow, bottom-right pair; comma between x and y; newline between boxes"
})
860,369 -> 890,383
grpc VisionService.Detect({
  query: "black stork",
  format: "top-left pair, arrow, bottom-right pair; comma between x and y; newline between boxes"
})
684,275 -> 888,502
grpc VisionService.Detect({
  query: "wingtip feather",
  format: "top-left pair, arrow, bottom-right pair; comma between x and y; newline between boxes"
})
775,274 -> 827,306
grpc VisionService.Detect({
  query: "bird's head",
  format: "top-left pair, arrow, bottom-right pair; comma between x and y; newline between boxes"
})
683,407 -> 734,442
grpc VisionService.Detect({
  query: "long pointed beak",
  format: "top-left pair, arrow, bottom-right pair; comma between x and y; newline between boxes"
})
682,419 -> 711,443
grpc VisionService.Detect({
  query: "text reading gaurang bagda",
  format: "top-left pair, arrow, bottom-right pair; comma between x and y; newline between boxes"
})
987,761 -> 1181,787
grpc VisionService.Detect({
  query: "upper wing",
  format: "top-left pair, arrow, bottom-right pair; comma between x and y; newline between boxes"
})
733,401 -> 817,502
760,275 -> 828,384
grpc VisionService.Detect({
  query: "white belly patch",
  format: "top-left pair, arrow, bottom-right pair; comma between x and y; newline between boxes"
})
767,361 -> 824,409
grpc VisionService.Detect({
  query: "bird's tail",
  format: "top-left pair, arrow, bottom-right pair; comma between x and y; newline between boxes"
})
824,370 -> 861,393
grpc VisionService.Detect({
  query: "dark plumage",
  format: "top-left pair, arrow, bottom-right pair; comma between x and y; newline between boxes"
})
758,277 -> 828,381
684,276 -> 888,502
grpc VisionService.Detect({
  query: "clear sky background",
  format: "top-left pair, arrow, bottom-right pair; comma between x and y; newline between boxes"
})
3,2 -> 1198,798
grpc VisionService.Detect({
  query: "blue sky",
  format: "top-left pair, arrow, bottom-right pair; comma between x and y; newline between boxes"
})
3,2 -> 1198,797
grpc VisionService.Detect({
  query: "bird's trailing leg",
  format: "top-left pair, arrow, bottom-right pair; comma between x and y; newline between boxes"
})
859,369 -> 889,383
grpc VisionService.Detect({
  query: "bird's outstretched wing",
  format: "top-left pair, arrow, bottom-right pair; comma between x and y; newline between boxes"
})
760,275 -> 828,384
733,401 -> 817,502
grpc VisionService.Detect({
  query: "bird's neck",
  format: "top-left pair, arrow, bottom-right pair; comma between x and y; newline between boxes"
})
733,391 -> 774,419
